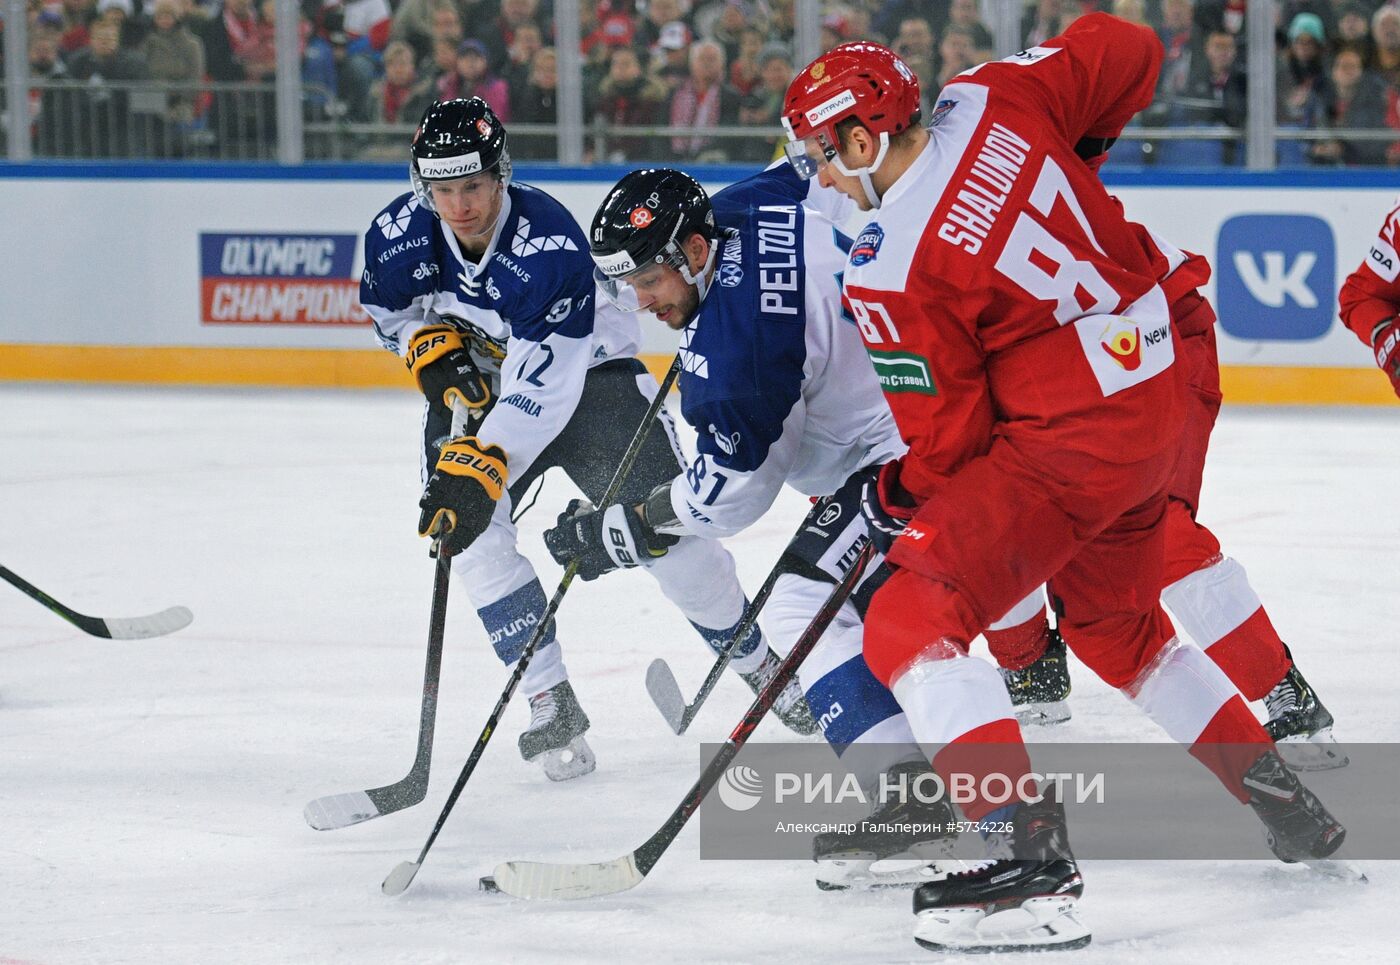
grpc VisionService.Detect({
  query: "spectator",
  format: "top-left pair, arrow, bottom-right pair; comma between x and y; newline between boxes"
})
501,20 -> 542,92
592,44 -> 669,161
201,0 -> 271,82
29,24 -> 71,156
415,0 -> 464,76
58,0 -> 97,56
768,0 -> 795,45
1335,4 -> 1373,61
388,0 -> 444,61
65,18 -> 148,155
437,38 -> 510,119
1374,6 -> 1400,90
483,0 -> 544,73
304,8 -> 374,123
1022,0 -> 1062,48
936,23 -> 978,88
893,16 -> 937,110
710,0 -> 749,64
1312,44 -> 1394,165
1112,0 -> 1149,28
141,0 -> 205,125
669,38 -> 739,160
947,0 -> 993,58
340,0 -> 393,54
1157,0 -> 1197,100
729,25 -> 765,96
734,42 -> 791,162
1278,12 -> 1330,128
582,4 -> 636,60
654,20 -> 693,93
1181,27 -> 1247,127
875,0 -> 939,44
370,38 -> 436,123
638,0 -> 684,50
1196,0 -> 1246,39
95,0 -> 139,49
425,36 -> 458,87
511,46 -> 558,158
820,10 -> 851,53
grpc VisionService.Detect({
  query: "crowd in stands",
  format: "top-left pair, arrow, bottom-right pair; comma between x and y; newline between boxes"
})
2,0 -> 1398,164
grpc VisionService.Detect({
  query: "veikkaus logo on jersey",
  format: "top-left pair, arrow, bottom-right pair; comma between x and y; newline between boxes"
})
718,263 -> 744,287
417,152 -> 483,179
376,198 -> 419,239
199,232 -> 367,326
805,89 -> 857,127
717,765 -> 764,811
850,224 -> 884,267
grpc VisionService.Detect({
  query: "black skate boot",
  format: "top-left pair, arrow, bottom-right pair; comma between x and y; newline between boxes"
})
911,792 -> 1090,953
1264,663 -> 1347,770
518,680 -> 596,782
813,760 -> 959,891
740,648 -> 819,736
1000,628 -> 1072,726
1243,750 -> 1352,876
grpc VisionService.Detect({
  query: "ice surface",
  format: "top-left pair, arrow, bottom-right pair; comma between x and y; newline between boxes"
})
1,385 -> 1395,963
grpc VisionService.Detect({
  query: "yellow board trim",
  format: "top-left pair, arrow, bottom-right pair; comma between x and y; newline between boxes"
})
0,344 -> 1395,405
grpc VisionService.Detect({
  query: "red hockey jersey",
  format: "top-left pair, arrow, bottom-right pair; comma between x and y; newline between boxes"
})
1338,196 -> 1400,345
842,13 -> 1182,501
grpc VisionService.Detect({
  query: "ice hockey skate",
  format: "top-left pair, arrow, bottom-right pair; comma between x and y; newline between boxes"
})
740,648 -> 819,736
1264,665 -> 1347,771
1243,750 -> 1361,879
518,680 -> 596,782
813,761 -> 959,891
1000,629 -> 1072,726
911,792 -> 1090,953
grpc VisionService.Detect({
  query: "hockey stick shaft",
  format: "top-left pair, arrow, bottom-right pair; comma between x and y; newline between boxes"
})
490,541 -> 875,898
634,541 -> 874,876
0,565 -> 192,639
385,356 -> 684,894
669,498 -> 832,734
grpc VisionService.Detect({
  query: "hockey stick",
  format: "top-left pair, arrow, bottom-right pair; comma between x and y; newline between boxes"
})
645,498 -> 833,734
486,541 -> 875,900
303,401 -> 477,830
382,355 -> 685,897
0,565 -> 192,639
303,539 -> 451,830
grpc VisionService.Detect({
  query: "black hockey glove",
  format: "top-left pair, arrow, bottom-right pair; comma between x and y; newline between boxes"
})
406,324 -> 491,411
418,436 -> 507,557
543,499 -> 679,581
859,461 -> 918,555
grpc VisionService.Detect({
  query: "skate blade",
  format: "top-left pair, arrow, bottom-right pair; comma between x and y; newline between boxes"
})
1276,728 -> 1348,771
815,857 -> 954,892
913,896 -> 1091,953
1299,855 -> 1368,883
532,735 -> 597,782
1014,700 -> 1072,727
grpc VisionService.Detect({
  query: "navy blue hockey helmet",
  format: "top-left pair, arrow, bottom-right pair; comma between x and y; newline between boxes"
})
589,168 -> 717,311
410,98 -> 512,212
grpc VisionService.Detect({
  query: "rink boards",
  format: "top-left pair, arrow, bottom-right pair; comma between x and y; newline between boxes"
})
0,163 -> 1394,404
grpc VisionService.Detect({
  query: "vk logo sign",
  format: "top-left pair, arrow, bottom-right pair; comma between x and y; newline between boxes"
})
1217,215 -> 1334,340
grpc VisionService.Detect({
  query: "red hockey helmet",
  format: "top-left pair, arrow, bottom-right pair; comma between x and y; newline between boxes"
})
780,43 -> 921,190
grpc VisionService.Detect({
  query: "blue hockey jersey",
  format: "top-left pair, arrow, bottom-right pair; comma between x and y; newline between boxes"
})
359,182 -> 641,484
662,165 -> 906,539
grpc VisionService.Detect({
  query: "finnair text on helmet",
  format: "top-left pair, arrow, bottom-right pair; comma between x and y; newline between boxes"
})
804,90 -> 858,128
595,248 -> 638,276
418,153 -> 484,179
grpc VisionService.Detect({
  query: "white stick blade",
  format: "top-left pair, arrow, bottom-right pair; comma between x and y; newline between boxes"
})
381,860 -> 421,896
303,791 -> 380,830
491,855 -> 644,900
103,605 -> 194,639
644,659 -> 687,734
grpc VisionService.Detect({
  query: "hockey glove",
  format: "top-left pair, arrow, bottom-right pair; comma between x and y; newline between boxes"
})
859,461 -> 918,555
1370,317 -> 1400,398
406,324 -> 492,411
543,498 -> 679,581
418,436 -> 508,556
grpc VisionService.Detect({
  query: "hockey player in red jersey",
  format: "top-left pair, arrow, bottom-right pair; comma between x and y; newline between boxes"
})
991,190 -> 1346,769
783,14 -> 1347,953
1339,196 -> 1400,398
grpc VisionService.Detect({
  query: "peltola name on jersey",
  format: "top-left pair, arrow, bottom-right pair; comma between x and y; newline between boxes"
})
757,205 -> 800,316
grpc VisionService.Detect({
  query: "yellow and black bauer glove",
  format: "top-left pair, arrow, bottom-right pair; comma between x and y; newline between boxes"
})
405,324 -> 491,411
418,437 -> 508,556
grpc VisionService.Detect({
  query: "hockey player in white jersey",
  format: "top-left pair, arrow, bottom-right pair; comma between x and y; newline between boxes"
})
541,164 -> 963,888
360,99 -> 815,781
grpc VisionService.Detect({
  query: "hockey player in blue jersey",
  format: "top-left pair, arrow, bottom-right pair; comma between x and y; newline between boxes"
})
543,165 -> 961,888
360,99 -> 816,781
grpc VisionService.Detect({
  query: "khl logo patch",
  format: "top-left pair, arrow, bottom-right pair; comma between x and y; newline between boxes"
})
1216,214 -> 1335,340
850,224 -> 884,267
